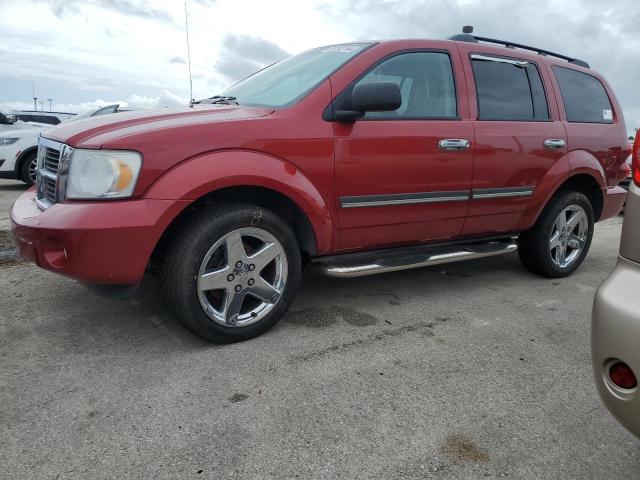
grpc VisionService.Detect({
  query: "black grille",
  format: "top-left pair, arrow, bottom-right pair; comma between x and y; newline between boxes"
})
43,147 -> 60,173
41,175 -> 57,203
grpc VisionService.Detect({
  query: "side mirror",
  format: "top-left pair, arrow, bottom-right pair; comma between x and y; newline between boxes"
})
333,81 -> 402,122
352,81 -> 402,112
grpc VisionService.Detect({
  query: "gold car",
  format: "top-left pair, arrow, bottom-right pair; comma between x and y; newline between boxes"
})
592,135 -> 640,438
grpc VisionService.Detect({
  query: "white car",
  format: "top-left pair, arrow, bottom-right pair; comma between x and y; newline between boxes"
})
13,110 -> 76,126
0,109 -> 49,133
0,105 -> 128,186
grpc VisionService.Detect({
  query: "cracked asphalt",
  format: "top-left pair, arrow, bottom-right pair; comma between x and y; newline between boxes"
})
1,179 -> 638,479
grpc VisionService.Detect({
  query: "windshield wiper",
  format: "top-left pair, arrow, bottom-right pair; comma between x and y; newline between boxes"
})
194,95 -> 239,105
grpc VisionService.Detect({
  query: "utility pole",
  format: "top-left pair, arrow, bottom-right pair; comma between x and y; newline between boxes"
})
32,83 -> 37,110
47,98 -> 53,111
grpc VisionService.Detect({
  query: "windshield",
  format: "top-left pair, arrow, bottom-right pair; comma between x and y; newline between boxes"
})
220,43 -> 372,108
62,110 -> 95,123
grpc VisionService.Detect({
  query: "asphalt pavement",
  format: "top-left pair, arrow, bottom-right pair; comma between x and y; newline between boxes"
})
0,179 -> 638,479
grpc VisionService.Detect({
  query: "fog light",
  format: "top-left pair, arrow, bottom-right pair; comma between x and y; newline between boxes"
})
609,362 -> 637,390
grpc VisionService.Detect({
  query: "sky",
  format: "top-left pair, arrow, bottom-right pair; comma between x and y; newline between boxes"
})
0,0 -> 638,135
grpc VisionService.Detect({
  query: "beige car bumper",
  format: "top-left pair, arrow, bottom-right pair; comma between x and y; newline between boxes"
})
592,256 -> 640,438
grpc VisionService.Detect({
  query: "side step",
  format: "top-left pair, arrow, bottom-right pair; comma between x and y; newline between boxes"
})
314,239 -> 518,278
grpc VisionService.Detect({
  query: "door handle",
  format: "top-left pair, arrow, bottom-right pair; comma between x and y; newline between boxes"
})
544,139 -> 566,150
438,139 -> 470,151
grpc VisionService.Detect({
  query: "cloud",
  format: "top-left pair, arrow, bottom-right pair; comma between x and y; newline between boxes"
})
0,89 -> 187,114
215,34 -> 290,82
1,0 -> 639,135
34,0 -> 174,22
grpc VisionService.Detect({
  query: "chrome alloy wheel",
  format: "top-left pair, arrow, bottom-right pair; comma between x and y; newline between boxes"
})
28,156 -> 38,184
197,227 -> 288,327
549,205 -> 588,269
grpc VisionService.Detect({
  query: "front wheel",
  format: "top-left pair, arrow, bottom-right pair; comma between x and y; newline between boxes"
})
19,152 -> 38,186
161,203 -> 301,343
518,190 -> 594,278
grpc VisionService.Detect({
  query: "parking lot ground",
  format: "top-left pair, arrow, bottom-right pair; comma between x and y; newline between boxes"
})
1,179 -> 638,479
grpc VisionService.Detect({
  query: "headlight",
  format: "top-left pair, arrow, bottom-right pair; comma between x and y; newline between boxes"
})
0,137 -> 19,145
66,149 -> 142,199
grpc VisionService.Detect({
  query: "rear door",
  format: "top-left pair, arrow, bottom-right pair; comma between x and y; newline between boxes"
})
334,49 -> 474,250
460,52 -> 567,236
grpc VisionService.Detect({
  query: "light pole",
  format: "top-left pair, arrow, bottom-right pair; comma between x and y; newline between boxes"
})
47,98 -> 53,111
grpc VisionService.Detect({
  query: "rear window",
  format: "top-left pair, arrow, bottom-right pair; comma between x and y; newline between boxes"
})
553,67 -> 613,124
471,56 -> 549,121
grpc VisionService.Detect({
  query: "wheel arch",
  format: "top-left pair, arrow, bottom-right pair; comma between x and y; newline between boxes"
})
518,150 -> 606,230
15,146 -> 38,177
145,150 -> 335,271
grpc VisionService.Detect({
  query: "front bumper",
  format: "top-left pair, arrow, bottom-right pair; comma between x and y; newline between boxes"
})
592,256 -> 640,438
599,186 -> 627,220
10,190 -> 188,284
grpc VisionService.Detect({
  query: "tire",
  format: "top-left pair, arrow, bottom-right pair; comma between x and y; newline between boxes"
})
161,202 -> 301,343
518,190 -> 594,278
19,152 -> 38,187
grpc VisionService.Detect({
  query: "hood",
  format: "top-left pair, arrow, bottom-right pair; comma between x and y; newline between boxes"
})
43,104 -> 274,149
0,128 -> 43,138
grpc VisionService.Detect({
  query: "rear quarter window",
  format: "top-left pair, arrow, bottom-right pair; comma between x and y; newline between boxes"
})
552,66 -> 613,124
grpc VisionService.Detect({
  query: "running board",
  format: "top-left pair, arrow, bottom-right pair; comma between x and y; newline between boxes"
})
314,239 -> 518,278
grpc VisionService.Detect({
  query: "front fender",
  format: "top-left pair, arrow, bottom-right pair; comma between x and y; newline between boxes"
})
144,149 -> 334,253
517,150 -> 605,231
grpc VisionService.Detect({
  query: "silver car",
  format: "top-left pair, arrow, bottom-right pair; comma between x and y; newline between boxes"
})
592,137 -> 640,438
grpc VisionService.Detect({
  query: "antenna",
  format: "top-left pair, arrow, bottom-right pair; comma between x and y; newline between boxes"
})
184,0 -> 194,107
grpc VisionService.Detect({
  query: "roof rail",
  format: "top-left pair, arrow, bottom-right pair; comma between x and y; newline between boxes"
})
448,26 -> 590,69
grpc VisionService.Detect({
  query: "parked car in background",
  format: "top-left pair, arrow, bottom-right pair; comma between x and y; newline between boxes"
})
0,108 -> 49,133
592,134 -> 640,439
11,32 -> 630,343
0,105 -> 129,186
13,110 -> 75,125
619,153 -> 633,191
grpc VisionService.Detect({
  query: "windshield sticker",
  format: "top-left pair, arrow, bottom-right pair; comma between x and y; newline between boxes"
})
603,109 -> 613,121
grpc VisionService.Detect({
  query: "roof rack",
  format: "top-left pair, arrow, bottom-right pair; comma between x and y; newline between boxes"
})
449,26 -> 590,69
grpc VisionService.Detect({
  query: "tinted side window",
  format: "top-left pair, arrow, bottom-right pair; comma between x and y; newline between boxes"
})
40,116 -> 60,125
17,114 -> 58,125
553,67 -> 613,123
472,57 -> 549,121
355,52 -> 458,119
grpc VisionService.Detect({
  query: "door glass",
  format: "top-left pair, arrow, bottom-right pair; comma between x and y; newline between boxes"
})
355,52 -> 458,119
472,57 -> 549,121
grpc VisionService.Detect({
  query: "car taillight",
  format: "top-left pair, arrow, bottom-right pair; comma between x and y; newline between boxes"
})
609,361 -> 638,390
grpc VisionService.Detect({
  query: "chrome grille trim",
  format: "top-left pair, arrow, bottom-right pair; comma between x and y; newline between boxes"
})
36,137 -> 72,210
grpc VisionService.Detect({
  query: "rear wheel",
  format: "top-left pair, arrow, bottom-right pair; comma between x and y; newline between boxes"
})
19,152 -> 37,186
161,202 -> 301,343
518,190 -> 594,278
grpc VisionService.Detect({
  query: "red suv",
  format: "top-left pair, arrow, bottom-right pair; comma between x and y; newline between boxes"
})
11,31 -> 630,342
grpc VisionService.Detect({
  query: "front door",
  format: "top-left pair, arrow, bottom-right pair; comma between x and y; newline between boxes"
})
334,50 -> 474,251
